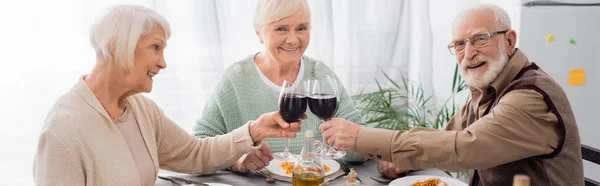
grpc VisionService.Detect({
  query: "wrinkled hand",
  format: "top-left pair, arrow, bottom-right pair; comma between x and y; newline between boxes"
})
231,144 -> 274,172
249,111 -> 304,142
377,160 -> 406,179
319,118 -> 361,151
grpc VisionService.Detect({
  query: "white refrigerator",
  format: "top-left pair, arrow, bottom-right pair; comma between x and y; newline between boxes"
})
519,0 -> 600,183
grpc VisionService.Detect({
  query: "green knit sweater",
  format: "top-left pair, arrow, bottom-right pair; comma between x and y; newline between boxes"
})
194,54 -> 365,161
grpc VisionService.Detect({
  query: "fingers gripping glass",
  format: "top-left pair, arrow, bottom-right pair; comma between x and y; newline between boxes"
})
447,30 -> 508,55
274,80 -> 307,161
307,76 -> 346,159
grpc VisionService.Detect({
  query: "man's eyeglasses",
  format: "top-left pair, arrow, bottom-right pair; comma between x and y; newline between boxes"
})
447,30 -> 508,55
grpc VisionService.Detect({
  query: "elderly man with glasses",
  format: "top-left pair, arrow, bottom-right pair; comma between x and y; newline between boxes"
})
317,3 -> 584,185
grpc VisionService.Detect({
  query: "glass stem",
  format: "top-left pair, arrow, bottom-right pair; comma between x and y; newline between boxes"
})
321,119 -> 335,155
284,138 -> 291,154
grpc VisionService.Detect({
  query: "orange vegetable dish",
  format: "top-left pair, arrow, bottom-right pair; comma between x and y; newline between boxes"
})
280,161 -> 331,175
410,178 -> 443,186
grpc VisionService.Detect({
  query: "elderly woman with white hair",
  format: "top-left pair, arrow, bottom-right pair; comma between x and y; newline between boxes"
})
33,5 -> 301,185
194,0 -> 365,173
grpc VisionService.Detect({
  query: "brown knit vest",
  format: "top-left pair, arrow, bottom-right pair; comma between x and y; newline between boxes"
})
467,63 -> 584,186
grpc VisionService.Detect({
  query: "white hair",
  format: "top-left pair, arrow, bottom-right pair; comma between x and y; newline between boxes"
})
254,0 -> 311,31
455,3 -> 512,30
89,5 -> 171,69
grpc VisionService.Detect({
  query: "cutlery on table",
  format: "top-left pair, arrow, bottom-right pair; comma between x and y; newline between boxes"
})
369,170 -> 410,185
369,176 -> 393,184
158,175 -> 209,186
334,159 -> 362,182
263,168 -> 276,184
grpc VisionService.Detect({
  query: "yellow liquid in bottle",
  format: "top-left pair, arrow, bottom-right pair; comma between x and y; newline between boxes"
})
292,172 -> 324,186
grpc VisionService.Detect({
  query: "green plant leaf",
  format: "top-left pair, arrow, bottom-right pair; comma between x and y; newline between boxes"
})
353,67 -> 468,131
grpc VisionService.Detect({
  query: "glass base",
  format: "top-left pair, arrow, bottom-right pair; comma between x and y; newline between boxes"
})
273,151 -> 299,162
318,147 -> 346,160
325,150 -> 346,159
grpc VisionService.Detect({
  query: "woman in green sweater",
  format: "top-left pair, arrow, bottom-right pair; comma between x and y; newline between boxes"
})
194,0 -> 365,172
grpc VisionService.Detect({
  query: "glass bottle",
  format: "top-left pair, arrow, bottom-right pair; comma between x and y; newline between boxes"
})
292,130 -> 325,186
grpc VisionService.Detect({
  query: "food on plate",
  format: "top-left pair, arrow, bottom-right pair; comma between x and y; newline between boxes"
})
410,178 -> 452,186
280,161 -> 331,175
280,161 -> 295,175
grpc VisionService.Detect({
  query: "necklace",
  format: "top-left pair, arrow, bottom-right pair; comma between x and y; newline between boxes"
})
111,106 -> 129,123
102,101 -> 128,121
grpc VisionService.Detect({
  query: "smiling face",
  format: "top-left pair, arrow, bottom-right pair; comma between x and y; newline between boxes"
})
256,6 -> 310,64
453,10 -> 511,89
124,24 -> 167,93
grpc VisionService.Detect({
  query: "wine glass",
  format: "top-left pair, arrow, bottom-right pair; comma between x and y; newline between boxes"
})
307,76 -> 346,159
273,80 -> 307,161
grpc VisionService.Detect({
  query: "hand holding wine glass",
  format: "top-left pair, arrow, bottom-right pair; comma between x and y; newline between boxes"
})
307,76 -> 346,159
248,111 -> 303,142
318,118 -> 361,152
273,80 -> 308,161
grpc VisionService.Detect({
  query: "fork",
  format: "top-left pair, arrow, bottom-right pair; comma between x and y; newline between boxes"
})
369,170 -> 411,185
259,168 -> 276,184
369,176 -> 393,184
157,175 -> 209,186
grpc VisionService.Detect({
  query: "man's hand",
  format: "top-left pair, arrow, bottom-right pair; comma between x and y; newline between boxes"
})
319,118 -> 361,151
230,144 -> 274,172
377,160 -> 406,179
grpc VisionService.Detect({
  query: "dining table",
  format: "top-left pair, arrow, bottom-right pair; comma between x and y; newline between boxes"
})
154,159 -> 456,186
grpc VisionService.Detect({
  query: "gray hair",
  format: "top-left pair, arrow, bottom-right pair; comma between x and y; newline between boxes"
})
253,0 -> 311,31
455,3 -> 512,30
89,5 -> 171,69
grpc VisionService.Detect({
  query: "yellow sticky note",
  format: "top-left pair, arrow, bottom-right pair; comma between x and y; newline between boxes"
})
547,34 -> 553,42
568,69 -> 585,86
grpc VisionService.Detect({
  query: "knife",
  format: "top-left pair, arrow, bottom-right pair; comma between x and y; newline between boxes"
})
157,175 -> 209,186
334,159 -> 362,182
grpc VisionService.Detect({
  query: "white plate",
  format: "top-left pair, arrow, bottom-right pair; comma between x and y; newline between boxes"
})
265,159 -> 340,177
388,175 -> 468,186
206,183 -> 233,186
183,183 -> 232,186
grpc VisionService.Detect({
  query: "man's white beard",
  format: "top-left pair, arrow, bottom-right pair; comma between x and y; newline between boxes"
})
459,43 -> 509,89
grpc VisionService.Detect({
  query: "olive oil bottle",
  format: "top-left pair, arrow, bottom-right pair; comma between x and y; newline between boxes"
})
292,130 -> 325,186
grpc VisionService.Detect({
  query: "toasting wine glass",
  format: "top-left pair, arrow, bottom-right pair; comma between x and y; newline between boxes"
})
274,80 -> 307,161
307,76 -> 346,159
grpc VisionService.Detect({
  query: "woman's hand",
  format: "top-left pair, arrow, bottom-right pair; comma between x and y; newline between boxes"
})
248,111 -> 304,142
231,144 -> 274,172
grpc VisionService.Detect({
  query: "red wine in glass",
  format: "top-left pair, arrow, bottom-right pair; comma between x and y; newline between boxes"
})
280,93 -> 308,123
306,77 -> 346,159
307,94 -> 337,120
274,80 -> 306,161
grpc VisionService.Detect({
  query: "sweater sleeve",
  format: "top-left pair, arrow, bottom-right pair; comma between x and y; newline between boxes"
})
157,106 -> 263,174
34,127 -> 85,186
193,74 -> 234,139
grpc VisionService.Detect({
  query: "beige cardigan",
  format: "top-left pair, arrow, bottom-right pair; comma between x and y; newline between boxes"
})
33,78 -> 263,185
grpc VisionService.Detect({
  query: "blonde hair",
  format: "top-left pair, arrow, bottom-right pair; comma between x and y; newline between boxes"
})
89,5 -> 171,69
253,0 -> 311,31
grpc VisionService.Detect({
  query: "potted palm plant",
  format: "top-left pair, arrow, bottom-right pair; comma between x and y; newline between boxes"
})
352,64 -> 469,180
